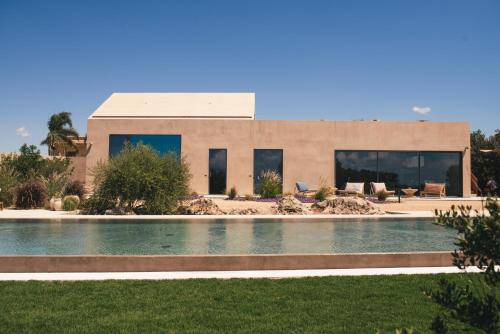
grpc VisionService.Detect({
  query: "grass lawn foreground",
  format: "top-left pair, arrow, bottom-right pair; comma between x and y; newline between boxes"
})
0,274 -> 487,333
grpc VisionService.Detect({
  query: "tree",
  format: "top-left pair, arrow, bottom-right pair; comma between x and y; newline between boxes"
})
40,112 -> 79,156
428,200 -> 499,333
83,143 -> 191,215
470,129 -> 500,192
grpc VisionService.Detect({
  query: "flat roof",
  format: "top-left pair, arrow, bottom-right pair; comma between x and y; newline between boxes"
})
90,93 -> 255,119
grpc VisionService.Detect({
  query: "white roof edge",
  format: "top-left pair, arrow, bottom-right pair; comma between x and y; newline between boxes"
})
89,92 -> 255,119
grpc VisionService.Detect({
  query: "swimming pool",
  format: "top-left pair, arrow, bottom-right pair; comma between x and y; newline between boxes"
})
0,218 -> 456,255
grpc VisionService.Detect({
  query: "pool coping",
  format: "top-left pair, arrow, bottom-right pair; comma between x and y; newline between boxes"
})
0,252 -> 453,273
0,211 -> 436,220
0,267 -> 480,280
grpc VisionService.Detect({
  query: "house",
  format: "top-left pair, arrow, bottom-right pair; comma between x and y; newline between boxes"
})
76,93 -> 471,197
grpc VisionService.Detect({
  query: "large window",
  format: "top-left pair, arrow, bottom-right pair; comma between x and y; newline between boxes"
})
378,151 -> 420,191
254,149 -> 283,194
335,151 -> 377,193
109,135 -> 181,158
420,152 -> 462,197
335,150 -> 462,196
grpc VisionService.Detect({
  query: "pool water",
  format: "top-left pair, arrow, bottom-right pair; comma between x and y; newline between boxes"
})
0,218 -> 456,255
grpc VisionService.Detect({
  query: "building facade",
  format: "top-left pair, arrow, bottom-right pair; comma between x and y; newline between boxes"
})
83,93 -> 471,197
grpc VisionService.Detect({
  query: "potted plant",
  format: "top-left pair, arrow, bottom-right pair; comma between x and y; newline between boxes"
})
50,192 -> 63,211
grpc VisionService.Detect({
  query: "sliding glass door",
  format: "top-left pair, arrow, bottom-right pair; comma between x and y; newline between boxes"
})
420,152 -> 462,196
335,150 -> 462,196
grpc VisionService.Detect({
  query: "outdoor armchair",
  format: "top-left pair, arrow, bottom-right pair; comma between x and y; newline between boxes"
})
337,182 -> 365,197
421,183 -> 446,197
295,181 -> 317,196
370,182 -> 395,196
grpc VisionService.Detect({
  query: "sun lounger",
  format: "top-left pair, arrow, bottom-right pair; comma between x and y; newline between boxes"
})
295,182 -> 316,196
370,182 -> 395,196
420,183 -> 446,197
337,182 -> 365,197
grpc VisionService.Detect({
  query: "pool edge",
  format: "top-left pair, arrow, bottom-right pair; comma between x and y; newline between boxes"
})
0,252 -> 453,273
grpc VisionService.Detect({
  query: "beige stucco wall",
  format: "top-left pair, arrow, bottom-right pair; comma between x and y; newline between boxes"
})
85,119 -> 471,196
69,156 -> 86,184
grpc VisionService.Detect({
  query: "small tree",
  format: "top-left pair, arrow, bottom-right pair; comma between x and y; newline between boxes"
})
83,143 -> 191,214
428,199 -> 499,333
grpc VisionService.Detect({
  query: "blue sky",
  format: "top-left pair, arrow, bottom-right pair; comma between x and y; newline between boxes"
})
1,0 -> 499,152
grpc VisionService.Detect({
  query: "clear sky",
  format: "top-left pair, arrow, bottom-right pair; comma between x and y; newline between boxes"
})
1,0 -> 499,153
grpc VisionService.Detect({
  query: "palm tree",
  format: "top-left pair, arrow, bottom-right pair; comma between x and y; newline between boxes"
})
41,112 -> 79,156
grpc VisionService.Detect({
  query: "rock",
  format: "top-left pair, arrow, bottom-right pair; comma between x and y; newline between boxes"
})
179,198 -> 225,215
105,207 -> 136,215
227,208 -> 260,215
312,197 -> 384,215
273,195 -> 311,215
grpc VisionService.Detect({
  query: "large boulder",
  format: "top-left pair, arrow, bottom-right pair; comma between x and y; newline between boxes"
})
313,197 -> 384,215
179,198 -> 225,215
273,195 -> 311,215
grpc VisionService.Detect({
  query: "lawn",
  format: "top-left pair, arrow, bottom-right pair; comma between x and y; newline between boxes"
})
0,274 -> 484,333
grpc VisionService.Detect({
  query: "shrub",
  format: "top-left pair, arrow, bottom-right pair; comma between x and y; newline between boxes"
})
314,186 -> 332,201
244,194 -> 254,201
81,196 -> 113,215
1,144 -> 73,182
62,196 -> 79,211
40,171 -> 70,199
427,199 -> 499,333
227,187 -> 237,200
63,180 -> 85,199
15,180 -> 47,209
376,191 -> 388,201
259,170 -> 282,198
86,143 -> 191,215
0,164 -> 18,207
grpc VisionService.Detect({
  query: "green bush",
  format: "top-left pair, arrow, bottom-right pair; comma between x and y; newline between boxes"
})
15,180 -> 47,209
428,199 -> 500,333
1,144 -> 73,207
85,143 -> 191,215
227,186 -> 237,199
314,186 -> 331,201
40,171 -> 70,199
1,144 -> 72,183
63,180 -> 85,199
0,164 -> 18,207
81,196 -> 113,215
62,196 -> 79,211
259,170 -> 282,198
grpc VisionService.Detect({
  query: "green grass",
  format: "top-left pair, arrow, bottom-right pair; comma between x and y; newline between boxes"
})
0,274 -> 484,333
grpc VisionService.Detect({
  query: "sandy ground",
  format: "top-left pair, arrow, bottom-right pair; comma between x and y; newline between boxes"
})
213,198 -> 495,214
377,199 -> 491,213
211,199 -> 276,214
0,198 -> 496,218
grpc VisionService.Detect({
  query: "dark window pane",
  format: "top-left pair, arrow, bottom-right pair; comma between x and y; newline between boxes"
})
420,152 -> 462,196
335,151 -> 377,192
209,149 -> 227,195
109,135 -> 181,158
254,149 -> 283,194
378,151 -> 419,190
